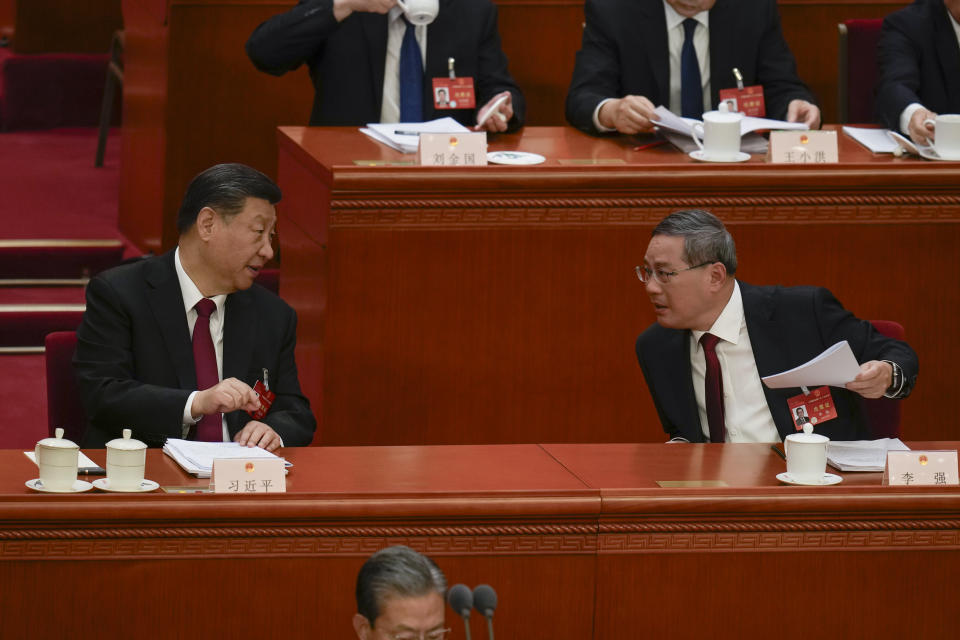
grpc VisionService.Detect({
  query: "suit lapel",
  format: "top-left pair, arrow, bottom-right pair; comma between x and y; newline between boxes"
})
707,1 -> 735,107
637,1 -> 669,104
653,328 -> 703,441
740,282 -> 793,438
222,289 -> 256,435
360,12 -> 389,111
933,3 -> 960,107
145,252 -> 196,390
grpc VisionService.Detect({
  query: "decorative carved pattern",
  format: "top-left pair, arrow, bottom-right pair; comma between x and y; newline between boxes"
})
331,196 -> 960,227
0,524 -> 598,560
599,520 -> 960,533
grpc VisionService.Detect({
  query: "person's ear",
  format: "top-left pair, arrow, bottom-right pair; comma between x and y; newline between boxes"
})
195,207 -> 218,241
707,262 -> 728,289
352,614 -> 371,640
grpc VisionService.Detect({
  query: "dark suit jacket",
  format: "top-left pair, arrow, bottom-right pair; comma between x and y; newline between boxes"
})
634,282 -> 919,442
246,0 -> 525,129
876,0 -> 960,130
565,0 -> 816,134
74,251 -> 316,448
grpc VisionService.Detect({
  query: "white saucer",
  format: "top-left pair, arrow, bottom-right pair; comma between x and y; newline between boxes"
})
689,150 -> 750,163
93,478 -> 160,493
488,151 -> 546,165
918,146 -> 960,161
25,478 -> 94,493
776,472 -> 843,486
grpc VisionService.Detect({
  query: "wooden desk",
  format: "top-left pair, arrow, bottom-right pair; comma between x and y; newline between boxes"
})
277,126 -> 960,446
1,444 -> 957,638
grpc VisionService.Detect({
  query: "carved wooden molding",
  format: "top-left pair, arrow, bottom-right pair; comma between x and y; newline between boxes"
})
331,197 -> 960,227
599,530 -> 960,553
599,519 -> 960,533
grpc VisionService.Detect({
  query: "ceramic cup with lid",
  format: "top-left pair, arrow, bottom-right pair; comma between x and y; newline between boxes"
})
35,427 -> 79,491
691,110 -> 744,161
784,423 -> 829,483
106,429 -> 147,491
922,114 -> 960,160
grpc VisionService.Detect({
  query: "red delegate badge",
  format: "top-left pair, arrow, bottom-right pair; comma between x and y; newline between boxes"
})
787,386 -> 838,430
432,77 -> 475,110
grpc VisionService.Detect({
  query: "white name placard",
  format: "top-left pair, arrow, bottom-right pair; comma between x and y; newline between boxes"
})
883,450 -> 959,486
212,457 -> 286,493
418,132 -> 487,166
768,130 -> 838,164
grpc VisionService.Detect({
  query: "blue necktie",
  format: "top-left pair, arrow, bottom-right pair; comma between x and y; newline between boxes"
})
680,18 -> 703,119
399,17 -> 424,122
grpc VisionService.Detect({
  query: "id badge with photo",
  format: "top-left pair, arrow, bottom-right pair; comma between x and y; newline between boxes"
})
786,386 -> 838,430
432,77 -> 476,110
718,85 -> 765,117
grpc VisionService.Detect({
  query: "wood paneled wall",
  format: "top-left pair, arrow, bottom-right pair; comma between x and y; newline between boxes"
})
9,0 -> 121,53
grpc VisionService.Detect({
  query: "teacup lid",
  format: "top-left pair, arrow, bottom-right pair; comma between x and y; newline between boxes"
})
106,428 -> 147,451
786,423 -> 829,443
37,427 -> 79,449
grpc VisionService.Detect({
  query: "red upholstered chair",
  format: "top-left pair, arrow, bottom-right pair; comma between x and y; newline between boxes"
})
863,320 -> 905,438
837,19 -> 883,123
44,331 -> 86,442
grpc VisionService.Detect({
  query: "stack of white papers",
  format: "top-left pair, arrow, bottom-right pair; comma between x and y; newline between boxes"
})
827,438 -> 910,472
360,117 -> 470,153
842,126 -> 898,153
761,341 -> 862,389
163,439 -> 289,478
652,106 -> 809,139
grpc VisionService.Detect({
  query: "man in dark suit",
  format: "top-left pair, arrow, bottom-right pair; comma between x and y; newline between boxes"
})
634,210 -> 918,443
876,0 -> 960,145
74,164 -> 316,449
245,0 -> 524,132
565,0 -> 819,135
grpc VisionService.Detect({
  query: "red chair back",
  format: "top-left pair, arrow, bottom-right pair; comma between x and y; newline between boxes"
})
863,320 -> 905,438
837,19 -> 883,123
44,331 -> 86,442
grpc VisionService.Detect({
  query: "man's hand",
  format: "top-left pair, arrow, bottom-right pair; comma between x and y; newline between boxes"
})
598,95 -> 657,134
474,91 -> 513,132
234,420 -> 283,452
191,378 -> 261,417
845,360 -> 893,399
908,108 -> 937,146
333,0 -> 396,22
786,99 -> 821,129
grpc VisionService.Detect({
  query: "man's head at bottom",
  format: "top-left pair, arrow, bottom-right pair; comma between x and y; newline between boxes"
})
353,546 -> 449,640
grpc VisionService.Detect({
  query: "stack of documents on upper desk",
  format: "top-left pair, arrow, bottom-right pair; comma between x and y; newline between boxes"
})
826,438 -> 910,472
652,106 -> 808,154
163,439 -> 290,478
361,117 -> 470,153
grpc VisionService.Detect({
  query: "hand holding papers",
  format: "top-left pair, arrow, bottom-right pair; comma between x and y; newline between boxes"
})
761,341 -> 861,390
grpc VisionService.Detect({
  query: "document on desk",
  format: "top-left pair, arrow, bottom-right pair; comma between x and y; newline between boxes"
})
761,341 -> 862,389
827,438 -> 910,472
842,126 -> 898,153
361,117 -> 470,153
651,106 -> 808,138
163,439 -> 290,478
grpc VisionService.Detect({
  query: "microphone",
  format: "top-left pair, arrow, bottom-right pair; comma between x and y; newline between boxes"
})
472,584 -> 497,640
446,583 -> 473,640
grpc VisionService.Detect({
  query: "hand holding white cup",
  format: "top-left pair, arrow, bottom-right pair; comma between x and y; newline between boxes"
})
922,114 -> 960,160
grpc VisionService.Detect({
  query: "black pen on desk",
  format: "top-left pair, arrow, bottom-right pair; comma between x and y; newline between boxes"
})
633,139 -> 667,151
79,466 -> 106,475
770,444 -> 786,461
394,130 -> 422,136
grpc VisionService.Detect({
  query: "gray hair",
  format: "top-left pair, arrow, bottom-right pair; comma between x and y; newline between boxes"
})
356,545 -> 447,627
652,209 -> 737,275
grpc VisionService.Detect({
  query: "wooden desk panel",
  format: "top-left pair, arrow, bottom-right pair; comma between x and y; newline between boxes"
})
278,126 -> 960,446
1,444 -> 957,638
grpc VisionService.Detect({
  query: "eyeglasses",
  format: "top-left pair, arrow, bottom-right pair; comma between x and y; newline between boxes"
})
635,262 -> 713,285
390,629 -> 451,640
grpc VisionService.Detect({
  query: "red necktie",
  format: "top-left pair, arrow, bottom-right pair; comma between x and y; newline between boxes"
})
192,298 -> 221,441
700,333 -> 726,443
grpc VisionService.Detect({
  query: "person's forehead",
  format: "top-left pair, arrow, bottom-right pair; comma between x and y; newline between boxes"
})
235,197 -> 276,223
377,592 -> 445,629
644,234 -> 685,265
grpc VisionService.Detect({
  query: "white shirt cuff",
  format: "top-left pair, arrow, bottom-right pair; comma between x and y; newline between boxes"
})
592,98 -> 617,132
900,103 -> 924,136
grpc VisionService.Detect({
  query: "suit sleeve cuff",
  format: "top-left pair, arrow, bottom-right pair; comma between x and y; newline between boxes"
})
592,98 -> 617,133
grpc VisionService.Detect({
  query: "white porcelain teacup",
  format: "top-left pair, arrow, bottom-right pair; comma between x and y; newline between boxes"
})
691,110 -> 744,161
35,427 -> 79,491
922,114 -> 960,160
106,429 -> 147,491
784,424 -> 829,483
396,0 -> 439,25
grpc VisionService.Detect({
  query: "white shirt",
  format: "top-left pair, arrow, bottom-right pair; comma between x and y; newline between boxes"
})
689,282 -> 780,443
899,9 -> 960,135
380,7 -> 428,123
592,1 -> 711,131
174,247 -> 229,442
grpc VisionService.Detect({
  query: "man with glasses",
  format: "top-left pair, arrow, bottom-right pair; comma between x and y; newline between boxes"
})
353,545 -> 450,640
634,209 -> 918,443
